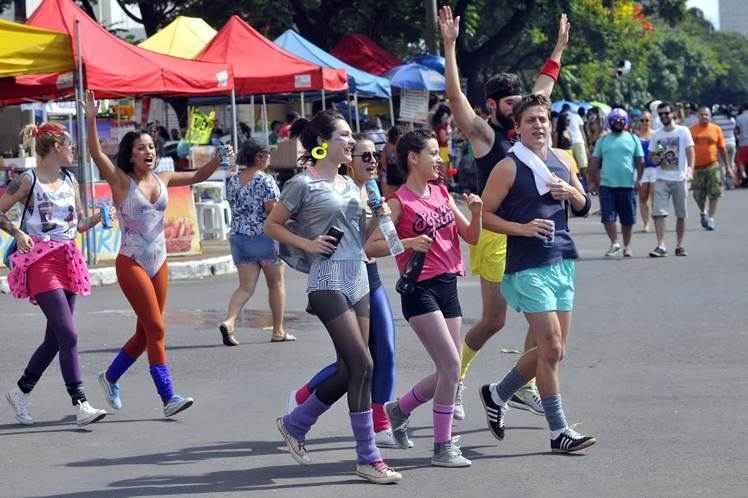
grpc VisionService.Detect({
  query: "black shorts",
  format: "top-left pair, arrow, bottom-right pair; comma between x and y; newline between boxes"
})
400,273 -> 462,321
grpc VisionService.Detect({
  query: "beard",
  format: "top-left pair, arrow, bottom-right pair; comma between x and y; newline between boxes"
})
494,109 -> 515,130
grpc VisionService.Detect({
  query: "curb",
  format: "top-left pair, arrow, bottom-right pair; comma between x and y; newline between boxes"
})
0,255 -> 236,295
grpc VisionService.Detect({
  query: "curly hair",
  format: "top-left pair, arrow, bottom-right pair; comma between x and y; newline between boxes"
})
484,73 -> 522,102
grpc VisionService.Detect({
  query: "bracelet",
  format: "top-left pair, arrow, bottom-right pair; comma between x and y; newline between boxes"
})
540,59 -> 561,81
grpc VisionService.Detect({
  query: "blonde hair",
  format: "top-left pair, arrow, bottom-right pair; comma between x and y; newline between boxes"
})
20,122 -> 70,157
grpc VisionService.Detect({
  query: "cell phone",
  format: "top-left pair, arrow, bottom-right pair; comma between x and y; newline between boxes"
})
326,226 -> 344,247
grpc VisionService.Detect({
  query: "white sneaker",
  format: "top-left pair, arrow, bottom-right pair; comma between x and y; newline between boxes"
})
75,400 -> 107,426
454,381 -> 465,421
605,243 -> 622,258
6,388 -> 33,425
375,428 -> 400,448
508,385 -> 544,416
355,461 -> 402,484
284,390 -> 298,416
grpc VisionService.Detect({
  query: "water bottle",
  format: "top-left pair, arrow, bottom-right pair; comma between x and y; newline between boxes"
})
365,179 -> 404,256
100,206 -> 113,229
217,144 -> 232,169
396,249 -> 426,295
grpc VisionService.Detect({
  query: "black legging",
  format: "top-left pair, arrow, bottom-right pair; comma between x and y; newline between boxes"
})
307,291 -> 373,412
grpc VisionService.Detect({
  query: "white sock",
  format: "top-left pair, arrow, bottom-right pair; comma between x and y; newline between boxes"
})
489,383 -> 508,407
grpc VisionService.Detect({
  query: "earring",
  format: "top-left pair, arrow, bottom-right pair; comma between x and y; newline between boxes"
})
311,142 -> 328,160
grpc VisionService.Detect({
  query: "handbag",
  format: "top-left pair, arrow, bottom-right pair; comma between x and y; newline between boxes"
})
3,171 -> 36,269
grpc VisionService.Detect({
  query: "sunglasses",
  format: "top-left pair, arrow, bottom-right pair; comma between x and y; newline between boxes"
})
640,118 -> 651,122
352,151 -> 379,163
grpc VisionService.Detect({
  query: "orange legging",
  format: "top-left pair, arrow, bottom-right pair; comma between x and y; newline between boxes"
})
115,255 -> 169,366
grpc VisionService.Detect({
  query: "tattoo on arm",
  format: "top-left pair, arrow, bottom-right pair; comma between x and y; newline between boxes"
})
6,177 -> 23,195
0,212 -> 16,235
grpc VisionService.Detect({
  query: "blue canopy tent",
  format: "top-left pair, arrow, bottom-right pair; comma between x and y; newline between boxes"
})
385,63 -> 446,91
407,54 -> 445,74
274,29 -> 393,130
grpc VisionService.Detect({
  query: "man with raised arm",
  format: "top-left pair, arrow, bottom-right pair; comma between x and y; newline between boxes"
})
438,6 -> 570,420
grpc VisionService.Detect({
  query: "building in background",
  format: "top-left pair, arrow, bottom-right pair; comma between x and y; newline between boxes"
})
1,0 -> 145,40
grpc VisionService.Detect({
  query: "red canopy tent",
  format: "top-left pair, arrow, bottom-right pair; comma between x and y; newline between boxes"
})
0,0 -> 233,102
331,34 -> 402,77
195,16 -> 347,95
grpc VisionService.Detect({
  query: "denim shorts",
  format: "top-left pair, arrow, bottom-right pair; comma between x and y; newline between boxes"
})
501,259 -> 575,313
599,186 -> 636,226
229,233 -> 279,265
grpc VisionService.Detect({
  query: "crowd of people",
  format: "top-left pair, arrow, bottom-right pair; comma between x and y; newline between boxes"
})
3,4 -> 744,486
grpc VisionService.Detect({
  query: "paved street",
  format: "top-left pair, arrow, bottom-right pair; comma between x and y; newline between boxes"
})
1,189 -> 747,498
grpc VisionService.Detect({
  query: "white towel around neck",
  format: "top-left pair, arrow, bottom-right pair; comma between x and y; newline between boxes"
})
508,142 -> 556,195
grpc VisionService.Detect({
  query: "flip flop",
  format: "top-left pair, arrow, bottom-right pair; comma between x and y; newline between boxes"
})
271,333 -> 297,343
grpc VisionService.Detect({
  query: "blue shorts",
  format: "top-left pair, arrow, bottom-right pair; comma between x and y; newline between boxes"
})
600,186 -> 636,226
229,233 -> 279,266
501,259 -> 575,313
599,186 -> 636,226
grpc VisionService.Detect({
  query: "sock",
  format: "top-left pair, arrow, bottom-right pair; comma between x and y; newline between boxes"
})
398,387 -> 427,416
106,350 -> 136,384
433,403 -> 454,444
295,383 -> 312,405
66,382 -> 86,406
350,410 -> 382,464
541,394 -> 569,437
491,366 -> 528,406
149,364 -> 175,404
282,393 -> 329,441
460,341 -> 478,380
372,402 -> 390,432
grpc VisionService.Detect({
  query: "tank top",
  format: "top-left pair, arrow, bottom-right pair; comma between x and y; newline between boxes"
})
24,169 -> 77,241
475,120 -> 514,194
115,174 -> 168,277
498,150 -> 578,274
393,183 -> 463,282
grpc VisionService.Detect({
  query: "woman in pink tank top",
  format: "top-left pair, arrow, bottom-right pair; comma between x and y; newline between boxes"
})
367,129 -> 482,466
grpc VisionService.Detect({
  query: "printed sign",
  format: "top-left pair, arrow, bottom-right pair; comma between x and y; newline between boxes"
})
400,89 -> 429,123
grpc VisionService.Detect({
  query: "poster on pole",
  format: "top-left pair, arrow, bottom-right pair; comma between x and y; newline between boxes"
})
399,89 -> 429,123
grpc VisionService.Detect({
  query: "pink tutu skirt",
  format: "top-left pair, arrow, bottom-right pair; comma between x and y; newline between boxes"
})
7,238 -> 91,302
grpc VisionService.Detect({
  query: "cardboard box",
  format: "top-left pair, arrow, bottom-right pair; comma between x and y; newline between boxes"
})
271,139 -> 303,170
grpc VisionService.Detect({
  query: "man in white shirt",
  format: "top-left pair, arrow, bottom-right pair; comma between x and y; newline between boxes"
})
736,105 -> 748,186
648,101 -> 695,257
562,103 -> 588,174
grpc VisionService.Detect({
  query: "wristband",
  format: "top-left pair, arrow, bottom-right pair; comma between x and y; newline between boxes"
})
571,193 -> 591,217
540,59 -> 561,81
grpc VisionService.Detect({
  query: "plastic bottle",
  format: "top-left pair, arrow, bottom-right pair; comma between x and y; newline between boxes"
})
395,249 -> 426,295
365,179 -> 404,256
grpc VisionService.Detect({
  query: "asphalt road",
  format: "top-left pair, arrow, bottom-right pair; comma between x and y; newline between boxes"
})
1,189 -> 747,498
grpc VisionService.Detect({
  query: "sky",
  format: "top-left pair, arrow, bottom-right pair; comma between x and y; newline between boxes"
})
687,0 -> 720,28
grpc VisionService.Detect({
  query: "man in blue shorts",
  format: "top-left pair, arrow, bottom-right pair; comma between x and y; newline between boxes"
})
479,94 -> 596,453
589,108 -> 644,258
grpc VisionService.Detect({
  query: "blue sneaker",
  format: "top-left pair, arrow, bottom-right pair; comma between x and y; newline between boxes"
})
98,372 -> 122,410
164,394 -> 194,417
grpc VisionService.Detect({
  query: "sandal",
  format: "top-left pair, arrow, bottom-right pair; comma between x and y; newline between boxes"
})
218,324 -> 239,347
271,332 -> 297,343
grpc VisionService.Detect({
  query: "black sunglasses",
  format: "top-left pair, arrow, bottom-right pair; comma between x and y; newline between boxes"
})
352,151 -> 379,163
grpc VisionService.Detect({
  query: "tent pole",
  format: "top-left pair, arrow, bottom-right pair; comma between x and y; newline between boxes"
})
74,19 -> 95,265
388,96 -> 395,128
262,95 -> 269,145
346,89 -> 351,123
250,95 -> 255,135
230,88 -> 239,150
322,89 -> 326,110
300,92 -> 305,118
354,92 -> 360,132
